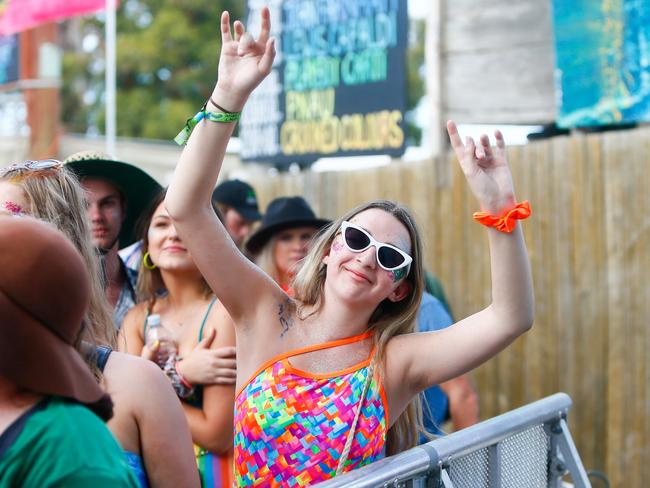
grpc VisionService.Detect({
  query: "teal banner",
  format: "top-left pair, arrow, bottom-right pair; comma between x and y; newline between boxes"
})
552,0 -> 650,127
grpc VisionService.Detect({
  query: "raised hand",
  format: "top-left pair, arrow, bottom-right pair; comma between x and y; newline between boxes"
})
212,8 -> 276,111
446,120 -> 517,215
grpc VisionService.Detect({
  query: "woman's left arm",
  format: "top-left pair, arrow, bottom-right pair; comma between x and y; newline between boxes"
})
181,303 -> 236,454
387,121 -> 534,411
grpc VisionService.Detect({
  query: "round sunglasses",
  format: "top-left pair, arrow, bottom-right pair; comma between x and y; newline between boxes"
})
340,221 -> 412,272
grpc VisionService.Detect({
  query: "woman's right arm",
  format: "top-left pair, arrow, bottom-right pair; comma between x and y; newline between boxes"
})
165,9 -> 278,323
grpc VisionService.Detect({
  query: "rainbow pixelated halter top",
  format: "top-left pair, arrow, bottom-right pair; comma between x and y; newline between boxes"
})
234,331 -> 388,486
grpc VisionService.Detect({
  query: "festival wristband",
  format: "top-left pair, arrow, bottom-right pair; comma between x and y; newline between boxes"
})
174,103 -> 241,145
175,362 -> 194,390
473,200 -> 532,233
163,361 -> 195,399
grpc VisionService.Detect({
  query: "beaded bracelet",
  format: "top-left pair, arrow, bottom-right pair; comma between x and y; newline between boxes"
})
174,102 -> 241,146
473,200 -> 531,233
163,360 -> 195,399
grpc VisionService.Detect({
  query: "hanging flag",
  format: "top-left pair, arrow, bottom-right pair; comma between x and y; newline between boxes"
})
0,0 -> 113,37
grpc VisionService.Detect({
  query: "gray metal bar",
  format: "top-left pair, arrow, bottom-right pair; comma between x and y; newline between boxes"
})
316,446 -> 436,487
317,393 -> 573,487
440,469 -> 454,488
545,422 -> 565,488
426,393 -> 571,463
488,442 -> 503,487
555,418 -> 591,488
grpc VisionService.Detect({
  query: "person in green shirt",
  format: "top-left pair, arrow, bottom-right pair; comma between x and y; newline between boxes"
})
0,397 -> 139,487
0,215 -> 138,487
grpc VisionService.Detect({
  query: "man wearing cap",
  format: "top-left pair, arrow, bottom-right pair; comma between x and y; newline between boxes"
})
0,217 -> 138,487
64,152 -> 162,328
212,179 -> 262,249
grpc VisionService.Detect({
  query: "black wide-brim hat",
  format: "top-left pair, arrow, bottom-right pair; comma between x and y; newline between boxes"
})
64,151 -> 163,247
245,196 -> 330,256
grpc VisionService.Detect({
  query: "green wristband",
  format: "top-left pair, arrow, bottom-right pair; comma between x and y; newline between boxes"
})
174,105 -> 241,145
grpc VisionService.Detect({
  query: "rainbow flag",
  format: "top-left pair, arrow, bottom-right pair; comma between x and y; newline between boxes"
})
0,0 -> 111,36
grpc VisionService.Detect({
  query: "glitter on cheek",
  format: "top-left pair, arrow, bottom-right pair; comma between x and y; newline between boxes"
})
331,240 -> 343,252
389,267 -> 407,283
4,202 -> 23,215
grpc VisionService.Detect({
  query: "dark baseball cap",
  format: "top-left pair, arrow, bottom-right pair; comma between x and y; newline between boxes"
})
212,179 -> 262,222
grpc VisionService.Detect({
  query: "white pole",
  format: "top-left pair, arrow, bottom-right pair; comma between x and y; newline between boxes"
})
105,0 -> 116,157
425,0 -> 444,158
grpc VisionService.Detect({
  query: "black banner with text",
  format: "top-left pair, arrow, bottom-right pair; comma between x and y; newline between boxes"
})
241,0 -> 408,166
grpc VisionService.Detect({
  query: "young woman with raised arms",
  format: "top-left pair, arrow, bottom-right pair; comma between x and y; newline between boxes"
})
166,7 -> 534,486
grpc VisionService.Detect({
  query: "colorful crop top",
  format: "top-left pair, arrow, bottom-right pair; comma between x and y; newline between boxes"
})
234,331 -> 388,486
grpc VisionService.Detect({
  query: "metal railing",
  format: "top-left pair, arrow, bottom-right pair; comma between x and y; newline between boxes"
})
318,392 -> 591,487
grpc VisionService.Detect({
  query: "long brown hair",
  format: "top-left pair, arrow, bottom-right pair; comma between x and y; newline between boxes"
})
292,200 -> 425,455
135,189 -> 214,302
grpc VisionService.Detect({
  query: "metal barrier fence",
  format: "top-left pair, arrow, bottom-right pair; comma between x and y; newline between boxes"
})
318,393 -> 591,488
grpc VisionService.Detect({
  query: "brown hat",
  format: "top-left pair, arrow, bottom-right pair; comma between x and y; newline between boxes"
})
0,217 -> 106,405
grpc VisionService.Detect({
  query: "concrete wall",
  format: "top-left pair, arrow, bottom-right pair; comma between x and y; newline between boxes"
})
426,0 -> 556,151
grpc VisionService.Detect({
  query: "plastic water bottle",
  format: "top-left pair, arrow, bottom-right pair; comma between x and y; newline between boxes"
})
145,314 -> 177,367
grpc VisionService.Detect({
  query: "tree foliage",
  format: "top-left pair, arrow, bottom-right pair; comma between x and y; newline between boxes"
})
62,2 -> 425,144
405,19 -> 425,146
61,0 -> 244,140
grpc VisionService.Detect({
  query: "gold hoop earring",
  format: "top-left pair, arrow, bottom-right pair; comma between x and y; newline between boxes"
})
142,251 -> 157,270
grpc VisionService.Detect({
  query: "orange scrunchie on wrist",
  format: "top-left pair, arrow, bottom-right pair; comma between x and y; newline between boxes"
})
473,200 -> 531,233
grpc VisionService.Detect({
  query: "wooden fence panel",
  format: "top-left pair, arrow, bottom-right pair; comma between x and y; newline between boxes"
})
248,126 -> 650,487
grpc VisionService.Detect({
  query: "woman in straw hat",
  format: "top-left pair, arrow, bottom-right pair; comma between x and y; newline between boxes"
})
0,217 -> 138,487
0,161 -> 199,487
165,8 -> 533,485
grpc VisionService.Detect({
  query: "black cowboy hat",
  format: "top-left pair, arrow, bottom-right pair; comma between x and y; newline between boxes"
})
64,151 -> 162,247
245,196 -> 330,256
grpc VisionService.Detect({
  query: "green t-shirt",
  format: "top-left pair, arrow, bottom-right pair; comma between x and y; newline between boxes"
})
0,397 -> 139,488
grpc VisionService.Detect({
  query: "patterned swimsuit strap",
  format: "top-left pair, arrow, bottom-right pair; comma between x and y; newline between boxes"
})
282,330 -> 374,361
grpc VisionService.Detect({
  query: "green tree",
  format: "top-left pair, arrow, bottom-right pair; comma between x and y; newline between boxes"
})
405,19 -> 425,146
62,0 -> 244,140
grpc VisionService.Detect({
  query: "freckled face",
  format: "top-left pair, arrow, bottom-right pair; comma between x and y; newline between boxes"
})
147,202 -> 198,273
0,181 -> 30,216
324,208 -> 412,306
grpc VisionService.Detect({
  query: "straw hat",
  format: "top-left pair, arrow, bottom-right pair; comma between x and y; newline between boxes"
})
64,151 -> 162,247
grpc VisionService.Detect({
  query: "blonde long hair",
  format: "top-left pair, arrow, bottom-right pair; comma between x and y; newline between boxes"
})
292,200 -> 425,455
0,165 -> 116,350
254,235 -> 281,283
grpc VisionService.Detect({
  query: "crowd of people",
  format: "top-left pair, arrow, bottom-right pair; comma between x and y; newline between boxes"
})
0,7 -> 533,487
